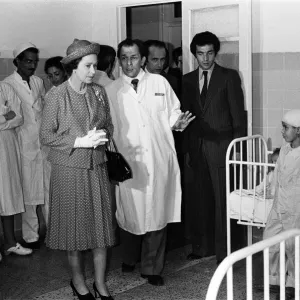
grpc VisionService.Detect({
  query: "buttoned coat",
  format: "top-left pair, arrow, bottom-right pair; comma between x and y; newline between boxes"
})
40,81 -> 113,169
4,72 -> 45,205
105,71 -> 182,235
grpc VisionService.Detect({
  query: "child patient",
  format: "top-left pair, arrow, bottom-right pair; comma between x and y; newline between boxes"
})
256,109 -> 300,300
255,148 -> 280,199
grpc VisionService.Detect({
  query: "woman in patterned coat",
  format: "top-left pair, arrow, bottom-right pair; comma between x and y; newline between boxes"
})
40,39 -> 116,300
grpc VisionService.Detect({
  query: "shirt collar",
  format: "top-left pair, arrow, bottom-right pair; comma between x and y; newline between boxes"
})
122,69 -> 145,85
199,63 -> 215,79
13,70 -> 32,84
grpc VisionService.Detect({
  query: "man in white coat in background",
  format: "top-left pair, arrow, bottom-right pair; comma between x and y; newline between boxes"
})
105,38 -> 194,286
4,42 -> 46,249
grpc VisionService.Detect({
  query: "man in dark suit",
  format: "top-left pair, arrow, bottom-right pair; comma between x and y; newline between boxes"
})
182,31 -> 245,264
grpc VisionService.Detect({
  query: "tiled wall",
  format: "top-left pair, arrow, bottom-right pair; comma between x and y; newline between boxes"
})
253,52 -> 300,149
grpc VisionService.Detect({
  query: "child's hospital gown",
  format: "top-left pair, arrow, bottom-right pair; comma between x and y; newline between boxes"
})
263,143 -> 300,287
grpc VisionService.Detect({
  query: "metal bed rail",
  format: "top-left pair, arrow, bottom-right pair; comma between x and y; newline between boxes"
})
226,135 -> 275,255
205,229 -> 300,300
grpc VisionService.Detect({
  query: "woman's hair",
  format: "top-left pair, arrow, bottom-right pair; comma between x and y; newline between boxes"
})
97,45 -> 116,72
190,31 -> 220,57
62,58 -> 82,77
44,56 -> 64,74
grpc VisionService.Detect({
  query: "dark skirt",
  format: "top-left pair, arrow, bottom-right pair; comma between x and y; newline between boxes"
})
46,163 -> 116,251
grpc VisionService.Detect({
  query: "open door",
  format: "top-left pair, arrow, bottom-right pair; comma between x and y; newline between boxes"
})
182,0 -> 252,135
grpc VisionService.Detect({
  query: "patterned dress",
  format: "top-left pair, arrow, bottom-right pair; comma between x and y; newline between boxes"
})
40,81 -> 116,251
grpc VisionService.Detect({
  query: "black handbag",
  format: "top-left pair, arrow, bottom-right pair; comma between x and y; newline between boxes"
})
106,137 -> 133,182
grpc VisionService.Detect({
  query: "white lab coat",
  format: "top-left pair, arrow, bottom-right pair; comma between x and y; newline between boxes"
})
105,70 -> 182,235
4,71 -> 45,205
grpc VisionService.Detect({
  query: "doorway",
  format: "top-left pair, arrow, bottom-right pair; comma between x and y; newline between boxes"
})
124,2 -> 182,68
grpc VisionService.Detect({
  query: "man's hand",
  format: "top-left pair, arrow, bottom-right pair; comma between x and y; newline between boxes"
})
172,111 -> 196,131
4,111 -> 16,121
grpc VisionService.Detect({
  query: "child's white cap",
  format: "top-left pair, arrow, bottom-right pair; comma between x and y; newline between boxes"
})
282,110 -> 300,127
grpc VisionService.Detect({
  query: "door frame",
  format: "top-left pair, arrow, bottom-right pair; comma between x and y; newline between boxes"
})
117,0 -> 181,45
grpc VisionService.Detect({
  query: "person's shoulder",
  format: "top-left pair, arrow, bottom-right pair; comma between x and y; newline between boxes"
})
215,64 -> 240,77
0,81 -> 13,91
31,75 -> 44,85
163,72 -> 177,84
105,77 -> 120,89
32,74 -> 43,81
46,81 -> 68,98
3,73 -> 14,83
183,68 -> 198,80
90,82 -> 106,92
146,72 -> 168,83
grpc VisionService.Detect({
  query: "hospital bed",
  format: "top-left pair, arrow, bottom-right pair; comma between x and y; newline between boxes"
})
226,135 -> 276,255
206,228 -> 300,300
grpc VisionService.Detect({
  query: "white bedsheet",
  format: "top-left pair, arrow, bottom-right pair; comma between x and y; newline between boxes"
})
229,189 -> 274,224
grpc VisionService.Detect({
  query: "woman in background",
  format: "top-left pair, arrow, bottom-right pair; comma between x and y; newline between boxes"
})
0,82 -> 32,261
44,56 -> 68,89
43,56 -> 68,226
40,39 -> 116,300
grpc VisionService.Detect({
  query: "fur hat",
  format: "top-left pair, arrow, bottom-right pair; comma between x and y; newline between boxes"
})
13,42 -> 37,58
282,109 -> 300,127
61,39 -> 100,64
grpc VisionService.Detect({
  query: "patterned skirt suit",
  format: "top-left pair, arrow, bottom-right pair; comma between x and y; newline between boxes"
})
40,81 -> 116,251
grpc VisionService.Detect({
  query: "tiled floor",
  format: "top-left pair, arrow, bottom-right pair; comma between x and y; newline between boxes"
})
0,226 -> 267,300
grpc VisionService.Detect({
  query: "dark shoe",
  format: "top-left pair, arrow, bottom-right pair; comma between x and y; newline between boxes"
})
70,280 -> 95,300
93,282 -> 113,299
141,274 -> 164,286
186,253 -> 204,260
121,263 -> 135,273
20,240 -> 40,250
255,284 -> 280,294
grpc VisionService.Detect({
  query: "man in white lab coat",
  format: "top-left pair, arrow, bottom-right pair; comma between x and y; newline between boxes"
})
105,39 -> 194,286
4,42 -> 46,249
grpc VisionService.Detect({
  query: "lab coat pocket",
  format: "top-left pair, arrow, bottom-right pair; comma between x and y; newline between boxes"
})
150,96 -> 165,113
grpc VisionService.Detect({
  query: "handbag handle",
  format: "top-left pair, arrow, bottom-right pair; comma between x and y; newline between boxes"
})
107,137 -> 119,153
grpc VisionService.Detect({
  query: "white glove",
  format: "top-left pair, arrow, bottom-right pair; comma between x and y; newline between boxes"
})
74,127 -> 108,148
74,128 -> 108,148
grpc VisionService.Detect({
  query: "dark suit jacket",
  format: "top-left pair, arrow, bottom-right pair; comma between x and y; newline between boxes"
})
161,71 -> 180,99
182,63 -> 245,166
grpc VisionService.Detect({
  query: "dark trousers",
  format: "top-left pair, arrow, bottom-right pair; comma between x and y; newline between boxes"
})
121,227 -> 167,275
188,147 -> 227,261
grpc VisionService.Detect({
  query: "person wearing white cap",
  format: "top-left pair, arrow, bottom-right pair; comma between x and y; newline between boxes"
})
3,42 -> 46,250
0,82 -> 32,257
256,109 -> 300,299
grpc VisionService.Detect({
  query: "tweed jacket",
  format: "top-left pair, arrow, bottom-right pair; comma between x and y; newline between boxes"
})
182,63 -> 245,166
40,81 -> 113,169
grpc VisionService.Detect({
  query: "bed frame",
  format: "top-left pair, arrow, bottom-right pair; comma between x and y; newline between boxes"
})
226,135 -> 276,255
